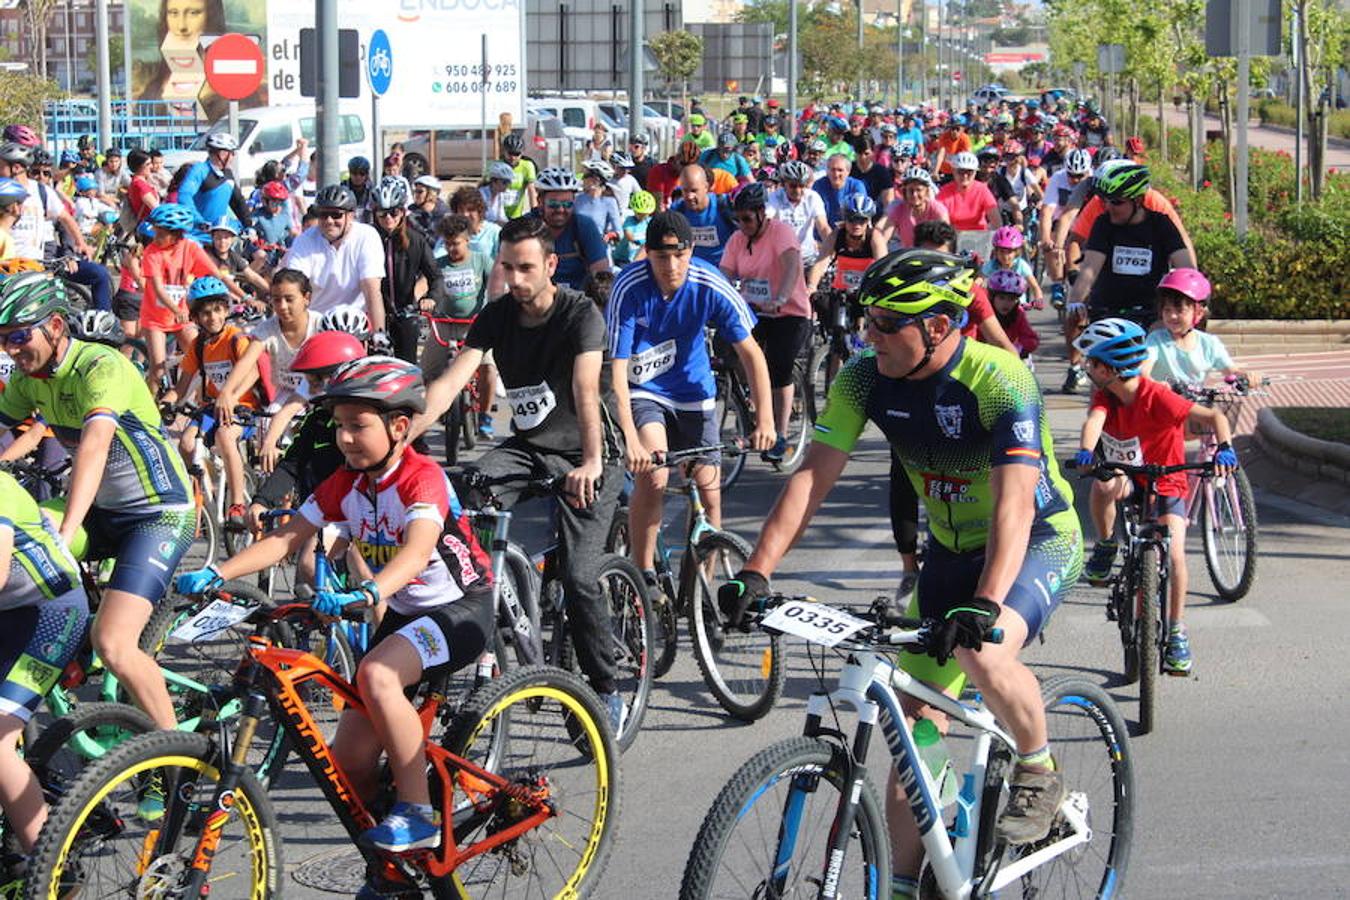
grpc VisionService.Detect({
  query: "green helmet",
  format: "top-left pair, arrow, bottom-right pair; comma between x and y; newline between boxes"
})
858,250 -> 975,317
0,272 -> 72,327
1095,160 -> 1149,201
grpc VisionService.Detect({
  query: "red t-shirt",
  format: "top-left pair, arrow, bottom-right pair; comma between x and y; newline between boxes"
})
140,238 -> 216,331
936,180 -> 997,231
127,176 -> 158,222
647,162 -> 682,206
960,282 -> 995,338
1091,377 -> 1193,497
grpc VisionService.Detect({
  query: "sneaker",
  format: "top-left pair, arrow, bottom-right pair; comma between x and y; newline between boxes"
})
1164,626 -> 1193,675
1060,364 -> 1083,394
137,769 -> 165,821
600,690 -> 628,737
1083,540 -> 1118,585
477,419 -> 495,439
361,802 -> 441,852
226,503 -> 247,521
762,435 -> 788,464
995,763 -> 1066,845
894,570 -> 919,604
1050,282 -> 1066,309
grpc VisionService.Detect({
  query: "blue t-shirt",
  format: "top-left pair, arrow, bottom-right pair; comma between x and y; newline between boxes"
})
896,127 -> 925,153
812,175 -> 869,226
536,211 -> 608,290
573,193 -> 622,241
1144,329 -> 1236,386
672,194 -> 736,267
254,209 -> 293,247
613,215 -> 649,266
700,148 -> 752,181
607,257 -> 756,410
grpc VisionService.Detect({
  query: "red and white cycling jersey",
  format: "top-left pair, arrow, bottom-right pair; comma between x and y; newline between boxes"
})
300,447 -> 490,615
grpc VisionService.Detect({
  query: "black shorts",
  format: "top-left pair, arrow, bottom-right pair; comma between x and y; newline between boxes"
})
753,315 -> 812,388
114,289 -> 141,323
370,587 -> 493,678
630,398 -> 720,465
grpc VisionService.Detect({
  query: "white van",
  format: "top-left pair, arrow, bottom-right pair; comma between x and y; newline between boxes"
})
526,97 -> 628,147
159,104 -> 373,187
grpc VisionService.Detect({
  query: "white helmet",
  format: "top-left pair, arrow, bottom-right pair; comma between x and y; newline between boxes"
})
73,309 -> 123,343
1065,149 -> 1093,176
951,151 -> 978,171
902,166 -> 935,187
204,131 -> 238,152
487,161 -> 514,182
321,307 -> 372,340
536,166 -> 582,192
582,159 -> 615,181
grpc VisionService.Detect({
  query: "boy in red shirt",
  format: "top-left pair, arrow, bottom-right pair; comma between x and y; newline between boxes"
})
1073,318 -> 1237,674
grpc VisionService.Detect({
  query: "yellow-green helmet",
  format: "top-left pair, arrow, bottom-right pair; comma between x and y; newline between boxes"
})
629,190 -> 656,215
857,249 -> 975,317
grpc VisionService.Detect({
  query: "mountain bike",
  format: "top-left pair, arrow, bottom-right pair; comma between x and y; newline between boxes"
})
681,594 -> 1133,899
712,334 -> 814,479
606,443 -> 784,720
22,594 -> 619,899
424,313 -> 483,466
161,402 -> 263,564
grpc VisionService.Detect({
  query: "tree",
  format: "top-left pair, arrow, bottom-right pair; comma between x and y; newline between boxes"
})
19,0 -> 60,79
649,30 -> 703,121
0,72 -> 64,136
86,34 -> 125,86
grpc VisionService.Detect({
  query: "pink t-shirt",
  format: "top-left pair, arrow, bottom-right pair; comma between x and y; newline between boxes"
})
720,218 -> 811,319
936,180 -> 998,231
885,198 -> 949,247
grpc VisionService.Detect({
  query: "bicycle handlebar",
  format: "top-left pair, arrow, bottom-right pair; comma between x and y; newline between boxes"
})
447,467 -> 595,502
651,440 -> 748,466
1068,458 -> 1215,482
756,593 -> 1004,650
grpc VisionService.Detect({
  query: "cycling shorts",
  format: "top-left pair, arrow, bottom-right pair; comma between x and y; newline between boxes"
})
84,506 -> 196,604
114,289 -> 142,323
631,397 -> 720,466
371,586 -> 493,677
898,525 -> 1083,696
753,315 -> 812,388
0,590 -> 88,723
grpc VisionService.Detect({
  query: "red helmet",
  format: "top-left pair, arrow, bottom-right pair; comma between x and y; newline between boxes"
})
261,180 -> 289,201
291,331 -> 365,374
316,355 -> 425,414
1125,136 -> 1146,157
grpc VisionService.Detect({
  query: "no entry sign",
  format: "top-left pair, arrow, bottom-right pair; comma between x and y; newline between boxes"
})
205,33 -> 264,101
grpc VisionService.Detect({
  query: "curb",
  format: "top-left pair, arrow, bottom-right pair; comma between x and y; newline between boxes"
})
1253,407 -> 1350,485
1252,122 -> 1350,151
1208,319 -> 1350,336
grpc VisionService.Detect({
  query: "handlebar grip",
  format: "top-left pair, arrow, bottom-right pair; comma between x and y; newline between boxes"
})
987,627 -> 1004,645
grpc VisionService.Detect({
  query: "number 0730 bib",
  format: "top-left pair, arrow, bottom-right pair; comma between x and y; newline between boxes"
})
505,381 -> 557,431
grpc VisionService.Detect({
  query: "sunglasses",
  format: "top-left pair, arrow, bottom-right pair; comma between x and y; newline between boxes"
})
375,208 -> 404,218
865,309 -> 916,334
1,325 -> 41,347
734,213 -> 760,224
1106,197 -> 1132,206
545,199 -> 574,210
315,209 -> 347,220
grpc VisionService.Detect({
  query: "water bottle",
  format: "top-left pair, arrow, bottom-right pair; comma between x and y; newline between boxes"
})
912,718 -> 958,809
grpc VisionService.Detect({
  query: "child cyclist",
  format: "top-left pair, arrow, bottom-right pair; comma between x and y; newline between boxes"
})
176,356 -> 493,861
1140,267 -> 1253,386
985,269 -> 1040,360
1074,318 -> 1238,674
981,225 -> 1043,308
160,276 -> 266,522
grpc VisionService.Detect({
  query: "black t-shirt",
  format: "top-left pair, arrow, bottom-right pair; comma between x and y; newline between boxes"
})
466,286 -> 618,455
1041,148 -> 1065,175
628,157 -> 654,191
986,174 -> 1016,205
851,162 -> 893,203
1084,209 -> 1185,317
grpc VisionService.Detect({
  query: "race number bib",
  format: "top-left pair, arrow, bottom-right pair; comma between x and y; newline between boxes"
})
690,225 -> 719,248
0,352 -> 14,385
1099,433 -> 1143,465
506,381 -> 556,431
741,278 -> 775,310
171,598 -> 258,642
203,360 -> 232,390
443,266 -> 478,298
1111,246 -> 1153,276
502,188 -> 520,209
164,284 -> 188,309
629,339 -> 677,385
761,598 -> 869,647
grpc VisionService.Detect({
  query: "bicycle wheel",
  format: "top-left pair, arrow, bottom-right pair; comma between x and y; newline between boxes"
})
443,665 -> 618,898
714,381 -> 749,491
26,702 -> 157,800
221,467 -> 260,558
23,730 -> 282,900
1136,547 -> 1161,735
680,735 -> 890,900
1201,469 -> 1258,602
605,504 -> 678,679
460,388 -> 479,451
597,554 -> 654,751
774,357 -> 813,473
494,542 -> 542,671
687,531 -> 784,722
989,676 -> 1134,898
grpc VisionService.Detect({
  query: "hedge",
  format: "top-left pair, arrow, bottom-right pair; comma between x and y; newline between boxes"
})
1255,99 -> 1350,141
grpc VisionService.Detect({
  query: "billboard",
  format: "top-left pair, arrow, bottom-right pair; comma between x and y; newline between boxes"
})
130,0 -> 526,127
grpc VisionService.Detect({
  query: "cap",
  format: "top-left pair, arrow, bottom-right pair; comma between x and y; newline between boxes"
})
645,211 -> 693,251
766,98 -> 779,108
688,113 -> 707,126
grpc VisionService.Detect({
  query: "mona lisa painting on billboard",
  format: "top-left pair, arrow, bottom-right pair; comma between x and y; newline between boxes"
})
130,0 -> 267,119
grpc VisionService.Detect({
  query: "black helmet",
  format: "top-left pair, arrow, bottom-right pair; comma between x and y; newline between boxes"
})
501,133 -> 524,155
731,181 -> 768,212
313,183 -> 358,212
316,355 -> 425,414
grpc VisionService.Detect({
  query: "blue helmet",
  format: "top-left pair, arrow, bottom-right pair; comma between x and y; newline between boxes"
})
1073,318 -> 1148,377
75,175 -> 98,192
148,202 -> 196,232
347,156 -> 371,174
843,193 -> 877,220
0,177 -> 28,206
187,275 -> 229,306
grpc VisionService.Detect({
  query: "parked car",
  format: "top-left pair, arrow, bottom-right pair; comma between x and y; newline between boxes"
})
526,97 -> 628,146
969,84 -> 1010,107
596,101 -> 680,156
400,112 -> 574,181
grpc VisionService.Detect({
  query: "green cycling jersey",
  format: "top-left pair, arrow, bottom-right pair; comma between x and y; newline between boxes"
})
0,472 -> 80,610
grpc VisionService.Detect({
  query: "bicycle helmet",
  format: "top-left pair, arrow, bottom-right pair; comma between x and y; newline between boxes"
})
316,355 -> 425,415
209,215 -> 239,235
1064,149 -> 1093,176
0,177 -> 29,206
1051,123 -> 1075,139
147,203 -> 196,232
582,159 -> 614,181
1073,318 -> 1148,377
0,258 -> 43,277
72,309 -> 123,343
313,183 -> 358,211
808,139 -> 828,154
858,249 -> 975,317
321,307 -> 372,340
372,176 -> 409,210
843,193 -> 877,221
779,159 -> 813,185
0,143 -> 34,167
1002,140 -> 1025,156
629,190 -> 656,215
535,166 -> 582,193
992,225 -> 1024,250
731,181 -> 768,212
59,149 -> 80,166
950,151 -> 978,171
187,275 -> 229,306
901,166 -> 934,187
1095,161 -> 1149,201
486,161 -> 514,183
500,133 -> 524,155
2,125 -> 38,147
347,156 -> 371,174
1157,267 -> 1212,305
291,331 -> 365,374
0,272 -> 73,326
1095,146 -> 1123,164
30,149 -> 51,169
976,146 -> 1000,163
204,132 -> 238,152
74,175 -> 98,192
261,180 -> 289,201
987,268 -> 1027,296
609,152 -> 633,169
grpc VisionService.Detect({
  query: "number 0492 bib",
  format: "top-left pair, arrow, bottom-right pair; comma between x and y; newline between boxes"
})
506,381 -> 557,431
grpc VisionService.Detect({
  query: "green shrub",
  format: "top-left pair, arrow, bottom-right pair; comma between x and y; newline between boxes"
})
1136,115 -> 1191,168
1256,99 -> 1350,140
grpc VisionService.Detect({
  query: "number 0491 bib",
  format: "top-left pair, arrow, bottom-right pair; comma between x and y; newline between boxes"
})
506,381 -> 557,431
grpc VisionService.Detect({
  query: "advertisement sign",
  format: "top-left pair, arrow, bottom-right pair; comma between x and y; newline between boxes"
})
129,0 -> 524,127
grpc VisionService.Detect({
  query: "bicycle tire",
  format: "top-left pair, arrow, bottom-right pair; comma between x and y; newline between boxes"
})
460,389 -> 478,451
443,393 -> 466,466
1137,546 -> 1161,735
605,504 -> 678,679
492,541 -> 541,671
443,665 -> 618,898
1116,575 -> 1139,686
713,380 -> 749,491
23,730 -> 282,900
221,467 -> 260,558
680,735 -> 890,900
773,355 -> 813,473
687,531 -> 784,722
597,555 -> 654,751
25,702 -> 157,803
1201,468 -> 1258,602
988,675 -> 1134,897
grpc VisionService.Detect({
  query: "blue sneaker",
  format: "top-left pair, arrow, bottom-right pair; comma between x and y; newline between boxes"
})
762,435 -> 788,464
1164,626 -> 1193,675
600,691 -> 627,737
477,419 -> 494,439
1050,282 -> 1066,309
362,802 -> 441,852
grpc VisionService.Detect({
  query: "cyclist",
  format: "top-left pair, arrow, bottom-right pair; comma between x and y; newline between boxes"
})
575,160 -> 623,250
176,132 -> 252,231
700,132 -> 754,186
179,355 -> 493,864
1062,156 -> 1194,266
280,183 -> 387,336
499,132 -> 537,219
480,161 -> 515,226
671,166 -> 736,268
0,272 -> 193,732
447,185 -> 501,261
408,176 -> 448,240
1140,268 -> 1251,385
718,183 -> 813,463
805,193 -> 887,294
850,135 -> 892,205
371,178 -> 444,363
982,225 -> 1043,307
719,250 -> 1083,897
935,151 -> 1000,233
424,214 -> 498,439
253,180 -> 297,248
530,167 -> 609,291
881,166 -> 949,251
0,178 -> 27,260
812,154 -> 868,226
613,188 -> 654,267
412,215 -> 628,732
1039,147 -> 1092,303
766,160 -> 830,268
204,216 -> 269,298
607,210 -> 775,580
1074,318 -> 1236,674
344,156 -> 375,223
986,269 -> 1040,359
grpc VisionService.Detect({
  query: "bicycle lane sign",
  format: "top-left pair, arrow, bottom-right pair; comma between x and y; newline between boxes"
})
368,29 -> 392,97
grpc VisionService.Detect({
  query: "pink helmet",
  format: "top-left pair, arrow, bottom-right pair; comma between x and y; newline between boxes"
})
992,225 -> 1024,250
987,268 -> 1027,296
1157,267 -> 1212,304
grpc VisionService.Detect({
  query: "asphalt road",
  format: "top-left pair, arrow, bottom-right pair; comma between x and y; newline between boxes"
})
245,308 -> 1350,899
1160,106 -> 1350,170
